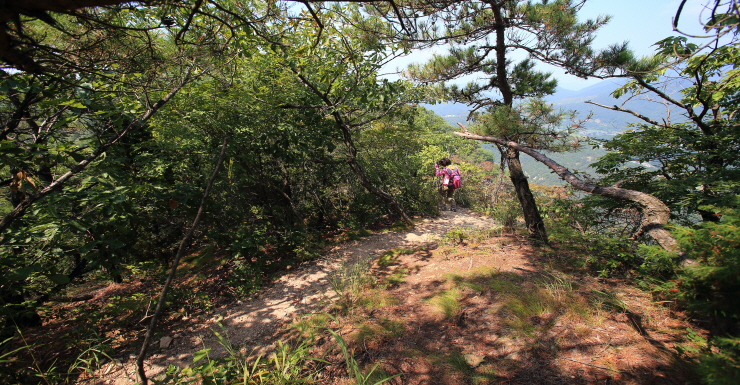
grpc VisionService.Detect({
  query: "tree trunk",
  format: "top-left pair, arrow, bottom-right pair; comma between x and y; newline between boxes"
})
505,147 -> 548,243
455,131 -> 686,257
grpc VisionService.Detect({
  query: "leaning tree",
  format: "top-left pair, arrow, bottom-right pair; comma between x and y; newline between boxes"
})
587,0 -> 740,225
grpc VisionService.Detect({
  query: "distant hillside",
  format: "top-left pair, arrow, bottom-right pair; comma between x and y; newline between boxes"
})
545,80 -> 685,139
479,144 -> 607,187
423,78 -> 685,139
422,79 -> 683,186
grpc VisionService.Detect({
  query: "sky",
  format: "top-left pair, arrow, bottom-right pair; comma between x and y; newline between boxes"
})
385,0 -> 710,91
556,0 -> 705,90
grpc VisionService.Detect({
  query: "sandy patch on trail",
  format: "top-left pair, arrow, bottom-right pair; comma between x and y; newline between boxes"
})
97,209 -> 497,384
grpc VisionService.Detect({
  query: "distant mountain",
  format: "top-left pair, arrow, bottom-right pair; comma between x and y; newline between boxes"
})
421,79 -> 685,186
420,102 -> 468,124
545,80 -> 683,139
423,78 -> 685,139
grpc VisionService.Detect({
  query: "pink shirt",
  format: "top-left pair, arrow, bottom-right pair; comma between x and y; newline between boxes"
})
435,166 -> 450,177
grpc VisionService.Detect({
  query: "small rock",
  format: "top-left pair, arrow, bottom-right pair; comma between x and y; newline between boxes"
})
160,336 -> 174,349
464,354 -> 485,367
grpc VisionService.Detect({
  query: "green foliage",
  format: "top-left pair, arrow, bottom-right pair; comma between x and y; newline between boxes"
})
593,17 -> 740,224
675,329 -> 740,385
357,106 -> 485,216
327,327 -> 403,385
695,335 -> 740,385
592,121 -> 740,224
539,193 -> 653,277
66,336 -> 114,379
668,198 -> 740,326
227,260 -> 264,299
631,198 -> 740,385
159,324 -> 322,385
486,191 -> 521,230
329,259 -> 375,313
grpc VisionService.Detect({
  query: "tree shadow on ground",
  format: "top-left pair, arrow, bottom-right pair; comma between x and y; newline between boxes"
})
331,234 -> 699,385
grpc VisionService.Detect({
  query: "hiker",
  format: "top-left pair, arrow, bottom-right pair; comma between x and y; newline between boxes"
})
435,158 -> 461,212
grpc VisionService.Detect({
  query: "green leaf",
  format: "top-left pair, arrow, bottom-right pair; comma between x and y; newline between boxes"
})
79,241 -> 98,255
61,100 -> 88,109
69,221 -> 88,232
192,348 -> 211,364
7,265 -> 43,281
48,274 -> 71,285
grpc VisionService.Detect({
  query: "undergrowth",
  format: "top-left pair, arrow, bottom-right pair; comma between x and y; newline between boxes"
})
544,195 -> 740,384
6,202 -> 732,384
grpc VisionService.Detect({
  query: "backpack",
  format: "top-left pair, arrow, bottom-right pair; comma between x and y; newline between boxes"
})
446,167 -> 462,189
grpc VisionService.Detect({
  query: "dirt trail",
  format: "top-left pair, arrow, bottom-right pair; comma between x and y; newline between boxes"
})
100,209 -> 497,384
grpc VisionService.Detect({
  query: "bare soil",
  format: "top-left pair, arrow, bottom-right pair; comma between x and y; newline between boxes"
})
79,208 -> 700,384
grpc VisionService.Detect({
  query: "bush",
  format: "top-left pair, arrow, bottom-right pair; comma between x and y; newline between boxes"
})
696,335 -> 740,385
653,198 -> 740,384
227,260 -> 265,299
670,198 -> 740,330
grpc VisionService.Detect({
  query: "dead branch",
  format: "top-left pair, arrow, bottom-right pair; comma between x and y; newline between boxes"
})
585,101 -> 667,128
136,136 -> 229,385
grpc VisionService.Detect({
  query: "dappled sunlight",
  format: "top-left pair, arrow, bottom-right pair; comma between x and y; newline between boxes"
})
305,226 -> 698,384
92,209 -> 498,383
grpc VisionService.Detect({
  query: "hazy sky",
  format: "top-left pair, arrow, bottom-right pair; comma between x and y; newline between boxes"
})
557,0 -> 704,90
386,0 -> 711,91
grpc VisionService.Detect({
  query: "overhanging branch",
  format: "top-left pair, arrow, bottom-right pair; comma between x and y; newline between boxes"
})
453,130 -> 689,261
585,100 -> 667,128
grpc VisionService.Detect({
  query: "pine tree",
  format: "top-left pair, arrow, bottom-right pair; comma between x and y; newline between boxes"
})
373,0 -> 631,242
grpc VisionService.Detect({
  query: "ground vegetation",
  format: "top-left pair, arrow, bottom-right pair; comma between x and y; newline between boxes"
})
0,1 -> 737,384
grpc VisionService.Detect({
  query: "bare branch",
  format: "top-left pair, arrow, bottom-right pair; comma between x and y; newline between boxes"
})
585,101 -> 667,128
136,136 -> 229,385
175,0 -> 204,44
300,1 -> 324,49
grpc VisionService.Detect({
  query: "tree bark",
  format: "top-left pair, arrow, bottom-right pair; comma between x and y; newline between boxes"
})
488,2 -> 547,242
454,131 -> 683,255
505,147 -> 548,243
